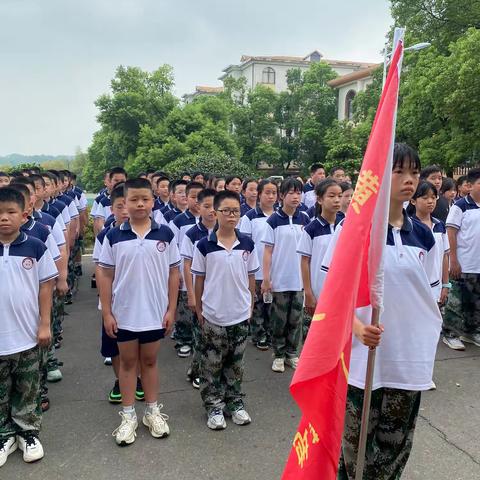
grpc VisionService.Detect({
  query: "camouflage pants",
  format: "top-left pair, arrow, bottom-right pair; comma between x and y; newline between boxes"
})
200,319 -> 249,413
175,291 -> 193,347
190,314 -> 202,378
251,280 -> 272,343
338,385 -> 421,480
443,274 -> 480,336
270,291 -> 304,359
0,346 -> 43,440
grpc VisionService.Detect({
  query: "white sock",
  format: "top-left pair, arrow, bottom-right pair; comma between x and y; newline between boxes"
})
145,401 -> 157,415
122,405 -> 136,419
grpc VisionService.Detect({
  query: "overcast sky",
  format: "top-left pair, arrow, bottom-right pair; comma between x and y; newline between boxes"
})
0,0 -> 392,156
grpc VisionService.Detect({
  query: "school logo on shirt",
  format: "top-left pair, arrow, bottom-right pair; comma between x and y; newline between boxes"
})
22,257 -> 34,270
156,241 -> 166,252
242,250 -> 250,262
418,251 -> 425,262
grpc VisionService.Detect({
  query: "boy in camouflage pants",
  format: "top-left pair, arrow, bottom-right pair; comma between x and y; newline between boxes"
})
192,190 -> 259,430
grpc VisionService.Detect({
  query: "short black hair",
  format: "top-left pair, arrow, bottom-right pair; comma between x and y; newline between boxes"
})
10,176 -> 35,188
138,172 -> 147,178
329,166 -> 345,176
109,167 -> 127,180
467,167 -> 480,184
198,188 -> 216,204
146,168 -> 156,175
42,171 -> 58,184
0,187 -> 25,210
9,183 -> 31,201
0,171 -> 9,178
110,184 -> 126,204
413,180 -> 438,200
186,181 -> 204,195
225,175 -> 242,186
456,175 -> 467,187
171,179 -> 188,193
339,181 -> 353,192
440,177 -> 455,194
242,178 -> 258,191
124,177 -> 153,194
192,171 -> 204,179
214,190 -> 241,210
257,179 -> 278,195
279,177 -> 303,196
30,174 -> 46,187
155,175 -> 170,186
420,165 -> 442,179
393,143 -> 421,171
310,163 -> 325,174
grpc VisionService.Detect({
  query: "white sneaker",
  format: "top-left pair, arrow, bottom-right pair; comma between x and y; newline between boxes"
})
47,368 -> 63,382
113,412 -> 138,445
17,433 -> 44,463
442,335 -> 466,351
192,377 -> 200,389
0,436 -> 17,467
207,408 -> 226,430
104,357 -> 113,365
460,334 -> 480,348
231,408 -> 251,426
142,405 -> 170,438
272,358 -> 285,373
285,357 -> 299,370
177,345 -> 191,358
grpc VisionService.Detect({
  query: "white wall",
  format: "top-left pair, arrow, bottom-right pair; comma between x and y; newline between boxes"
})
337,77 -> 373,120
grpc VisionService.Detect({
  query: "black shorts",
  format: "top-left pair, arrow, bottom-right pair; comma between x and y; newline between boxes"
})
101,323 -> 119,358
116,328 -> 165,344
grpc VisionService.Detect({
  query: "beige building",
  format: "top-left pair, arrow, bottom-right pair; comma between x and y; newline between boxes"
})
182,85 -> 224,104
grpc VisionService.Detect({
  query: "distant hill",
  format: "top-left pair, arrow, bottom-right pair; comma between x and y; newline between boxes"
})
0,153 -> 74,167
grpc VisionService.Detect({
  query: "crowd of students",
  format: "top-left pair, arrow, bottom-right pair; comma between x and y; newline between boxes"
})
0,147 -> 479,479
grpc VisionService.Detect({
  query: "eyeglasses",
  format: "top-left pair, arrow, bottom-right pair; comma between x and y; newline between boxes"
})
216,208 -> 241,217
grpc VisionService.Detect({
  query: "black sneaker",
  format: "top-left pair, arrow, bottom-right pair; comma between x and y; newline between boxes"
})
108,380 -> 122,404
135,378 -> 145,401
255,339 -> 269,351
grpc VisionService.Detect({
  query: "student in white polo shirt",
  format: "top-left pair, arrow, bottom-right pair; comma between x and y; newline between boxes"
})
261,178 -> 309,373
97,178 -> 180,446
0,188 -> 58,467
170,181 -> 204,358
444,167 -> 480,349
192,190 -> 259,430
239,179 -> 278,350
302,163 -> 326,209
297,179 -> 342,326
335,144 -> 442,480
181,188 -> 217,389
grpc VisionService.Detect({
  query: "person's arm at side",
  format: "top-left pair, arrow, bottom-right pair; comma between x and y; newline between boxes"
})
184,258 -> 196,311
301,256 -> 316,316
439,252 -> 450,305
194,276 -> 205,325
93,217 -> 105,237
55,244 -> 69,296
447,226 -> 461,279
97,266 -> 117,338
261,244 -> 273,295
38,279 -> 55,347
248,274 -> 256,318
164,266 -> 180,334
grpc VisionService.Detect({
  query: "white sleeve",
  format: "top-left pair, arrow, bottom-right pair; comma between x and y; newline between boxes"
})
180,235 -> 194,260
321,223 -> 343,271
239,216 -> 252,236
98,235 -> 115,268
445,204 -> 462,229
38,248 -> 59,283
443,232 -> 450,253
169,222 -> 180,245
61,205 -> 71,225
45,233 -> 61,261
168,240 -> 181,268
51,221 -> 66,247
261,223 -> 275,246
94,204 -> 107,220
68,200 -> 79,219
92,238 -> 103,263
191,244 -> 206,276
90,201 -> 99,218
153,209 -> 165,225
55,216 -> 66,232
297,229 -> 313,257
79,193 -> 88,211
247,245 -> 260,274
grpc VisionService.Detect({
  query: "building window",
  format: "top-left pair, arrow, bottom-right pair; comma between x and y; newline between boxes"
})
262,67 -> 275,84
345,90 -> 356,121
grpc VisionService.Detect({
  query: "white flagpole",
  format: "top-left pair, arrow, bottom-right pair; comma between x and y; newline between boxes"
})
354,27 -> 405,480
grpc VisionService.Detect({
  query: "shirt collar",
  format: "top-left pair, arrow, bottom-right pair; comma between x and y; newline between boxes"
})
276,207 -> 301,219
208,228 -> 241,244
389,210 -> 413,232
22,216 -> 35,231
120,219 -> 160,231
33,209 -> 42,220
254,206 -> 266,217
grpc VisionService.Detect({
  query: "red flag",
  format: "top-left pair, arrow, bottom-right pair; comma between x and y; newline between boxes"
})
282,39 -> 404,480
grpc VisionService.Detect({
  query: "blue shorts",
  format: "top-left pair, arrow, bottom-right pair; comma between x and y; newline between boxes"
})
116,328 -> 165,344
101,323 -> 119,358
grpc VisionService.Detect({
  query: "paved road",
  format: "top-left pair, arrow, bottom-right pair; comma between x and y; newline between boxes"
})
2,258 -> 480,479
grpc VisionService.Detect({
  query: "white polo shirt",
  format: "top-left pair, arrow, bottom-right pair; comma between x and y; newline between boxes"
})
303,189 -> 317,209
94,195 -> 112,220
21,217 -> 61,262
239,206 -> 270,281
191,230 -> 259,326
322,214 -> 442,391
446,195 -> 480,273
0,233 -> 58,355
180,221 -> 210,261
262,208 -> 310,292
296,216 -> 339,298
98,220 -> 181,332
33,210 -> 66,248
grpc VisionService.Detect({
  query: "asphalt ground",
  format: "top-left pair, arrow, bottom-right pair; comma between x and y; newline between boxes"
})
2,257 -> 479,479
